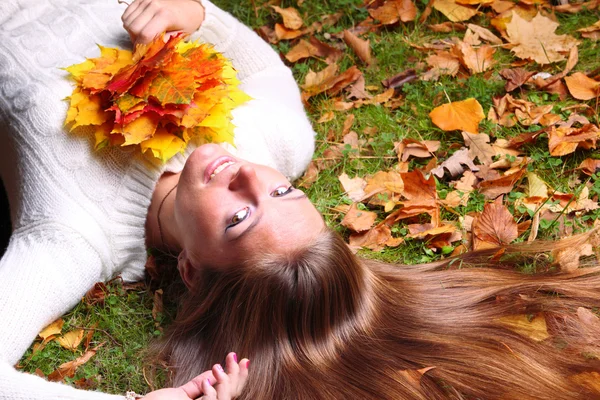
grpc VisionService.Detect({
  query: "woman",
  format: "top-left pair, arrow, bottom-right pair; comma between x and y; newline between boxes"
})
157,225 -> 600,399
0,0 -> 317,398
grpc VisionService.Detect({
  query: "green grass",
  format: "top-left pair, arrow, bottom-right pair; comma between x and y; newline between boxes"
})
20,0 -> 600,395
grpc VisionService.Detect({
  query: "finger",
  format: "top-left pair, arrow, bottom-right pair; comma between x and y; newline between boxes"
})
126,9 -> 157,44
179,370 -> 216,399
122,0 -> 152,26
135,10 -> 174,44
213,363 -> 232,400
224,352 -> 239,375
121,0 -> 144,22
237,358 -> 250,395
200,378 -> 217,400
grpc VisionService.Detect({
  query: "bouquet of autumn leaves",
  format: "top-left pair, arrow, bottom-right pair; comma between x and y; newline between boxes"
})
64,33 -> 250,162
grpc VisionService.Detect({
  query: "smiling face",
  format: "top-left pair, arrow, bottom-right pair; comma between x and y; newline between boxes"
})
174,144 -> 325,270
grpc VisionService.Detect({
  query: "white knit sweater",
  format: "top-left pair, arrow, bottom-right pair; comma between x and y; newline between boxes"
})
0,1 -> 315,398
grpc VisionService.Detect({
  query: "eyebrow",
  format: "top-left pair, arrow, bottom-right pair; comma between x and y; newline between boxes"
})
228,193 -> 308,242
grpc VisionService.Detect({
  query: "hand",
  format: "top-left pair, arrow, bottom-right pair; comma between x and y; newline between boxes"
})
121,0 -> 205,45
141,353 -> 250,400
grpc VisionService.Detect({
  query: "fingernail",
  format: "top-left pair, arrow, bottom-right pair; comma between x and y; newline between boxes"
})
217,364 -> 224,373
233,353 -> 238,363
205,378 -> 211,386
246,359 -> 250,368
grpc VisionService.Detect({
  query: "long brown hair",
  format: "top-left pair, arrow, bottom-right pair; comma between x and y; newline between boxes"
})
153,228 -> 600,399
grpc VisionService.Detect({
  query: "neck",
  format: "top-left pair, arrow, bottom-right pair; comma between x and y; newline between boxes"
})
146,172 -> 182,252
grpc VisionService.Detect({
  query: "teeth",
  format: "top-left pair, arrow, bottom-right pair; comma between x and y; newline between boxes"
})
210,161 -> 235,180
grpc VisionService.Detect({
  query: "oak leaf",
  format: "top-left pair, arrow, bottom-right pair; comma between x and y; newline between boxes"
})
429,98 -> 484,133
505,12 -> 579,65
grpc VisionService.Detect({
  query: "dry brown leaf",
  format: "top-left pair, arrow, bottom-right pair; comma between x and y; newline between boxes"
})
341,203 -> 378,232
506,12 -> 579,65
462,131 -> 494,165
548,124 -> 600,156
84,282 -> 107,306
578,20 -> 600,41
349,223 -> 401,251
363,170 -> 405,206
317,111 -> 335,124
564,72 -> 600,101
271,6 -> 304,30
499,68 -> 535,92
301,65 -> 362,103
466,24 -> 503,45
496,314 -> 550,342
455,41 -> 496,74
431,148 -> 479,178
428,22 -> 467,33
339,173 -> 367,202
441,190 -> 470,207
56,329 -> 85,351
552,239 -> 594,272
429,98 -> 484,133
395,139 -> 440,162
343,30 -> 373,65
298,161 -> 319,189
578,158 -> 600,176
422,52 -> 460,81
274,23 -> 304,41
39,319 -> 64,341
347,75 -> 371,100
152,289 -> 164,322
285,37 -> 343,64
368,0 -> 417,24
477,167 -> 525,200
472,196 -> 518,249
397,170 -> 440,226
407,223 -> 456,239
48,343 -> 104,382
433,0 -> 478,22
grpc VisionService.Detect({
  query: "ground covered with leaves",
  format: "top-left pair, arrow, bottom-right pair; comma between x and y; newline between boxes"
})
19,0 -> 600,395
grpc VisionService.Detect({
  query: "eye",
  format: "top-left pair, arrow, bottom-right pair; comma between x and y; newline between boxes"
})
271,186 -> 294,197
228,207 -> 250,228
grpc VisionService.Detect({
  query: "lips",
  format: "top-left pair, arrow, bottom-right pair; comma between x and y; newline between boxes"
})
204,156 -> 236,183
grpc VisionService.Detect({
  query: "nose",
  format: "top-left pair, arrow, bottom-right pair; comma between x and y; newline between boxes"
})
228,164 -> 261,203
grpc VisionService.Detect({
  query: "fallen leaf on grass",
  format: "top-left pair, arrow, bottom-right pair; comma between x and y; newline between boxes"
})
301,64 -> 362,103
466,24 -> 502,45
48,343 -> 105,382
548,124 -> 600,156
85,282 -> 108,305
271,6 -> 304,30
422,52 -> 460,81
285,37 -> 343,64
341,203 -> 378,232
433,0 -> 478,22
349,223 -> 403,251
462,131 -> 494,165
395,139 -> 440,162
472,196 -> 518,249
274,23 -> 304,41
454,42 -> 496,74
368,0 -> 417,24
496,314 -> 550,342
339,173 -> 367,202
39,319 -> 64,341
343,30 -> 373,65
505,12 -> 579,65
428,22 -> 467,32
552,238 -> 595,273
431,148 -> 479,178
56,329 -> 85,351
297,161 -> 319,189
429,98 -> 484,133
477,167 -> 525,199
578,20 -> 600,41
578,158 -> 600,176
152,289 -> 164,322
564,72 -> 600,101
499,68 -> 535,92
382,69 -> 418,90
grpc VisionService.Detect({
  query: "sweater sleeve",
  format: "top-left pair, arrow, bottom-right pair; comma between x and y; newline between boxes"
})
0,225 -> 124,400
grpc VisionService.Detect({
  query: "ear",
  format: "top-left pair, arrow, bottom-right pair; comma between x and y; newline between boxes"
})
177,249 -> 197,290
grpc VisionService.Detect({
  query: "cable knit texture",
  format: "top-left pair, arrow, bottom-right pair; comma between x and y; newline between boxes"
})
0,0 -> 315,398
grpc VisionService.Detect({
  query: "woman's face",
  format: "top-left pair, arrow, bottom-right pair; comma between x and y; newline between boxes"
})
175,144 -> 325,269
